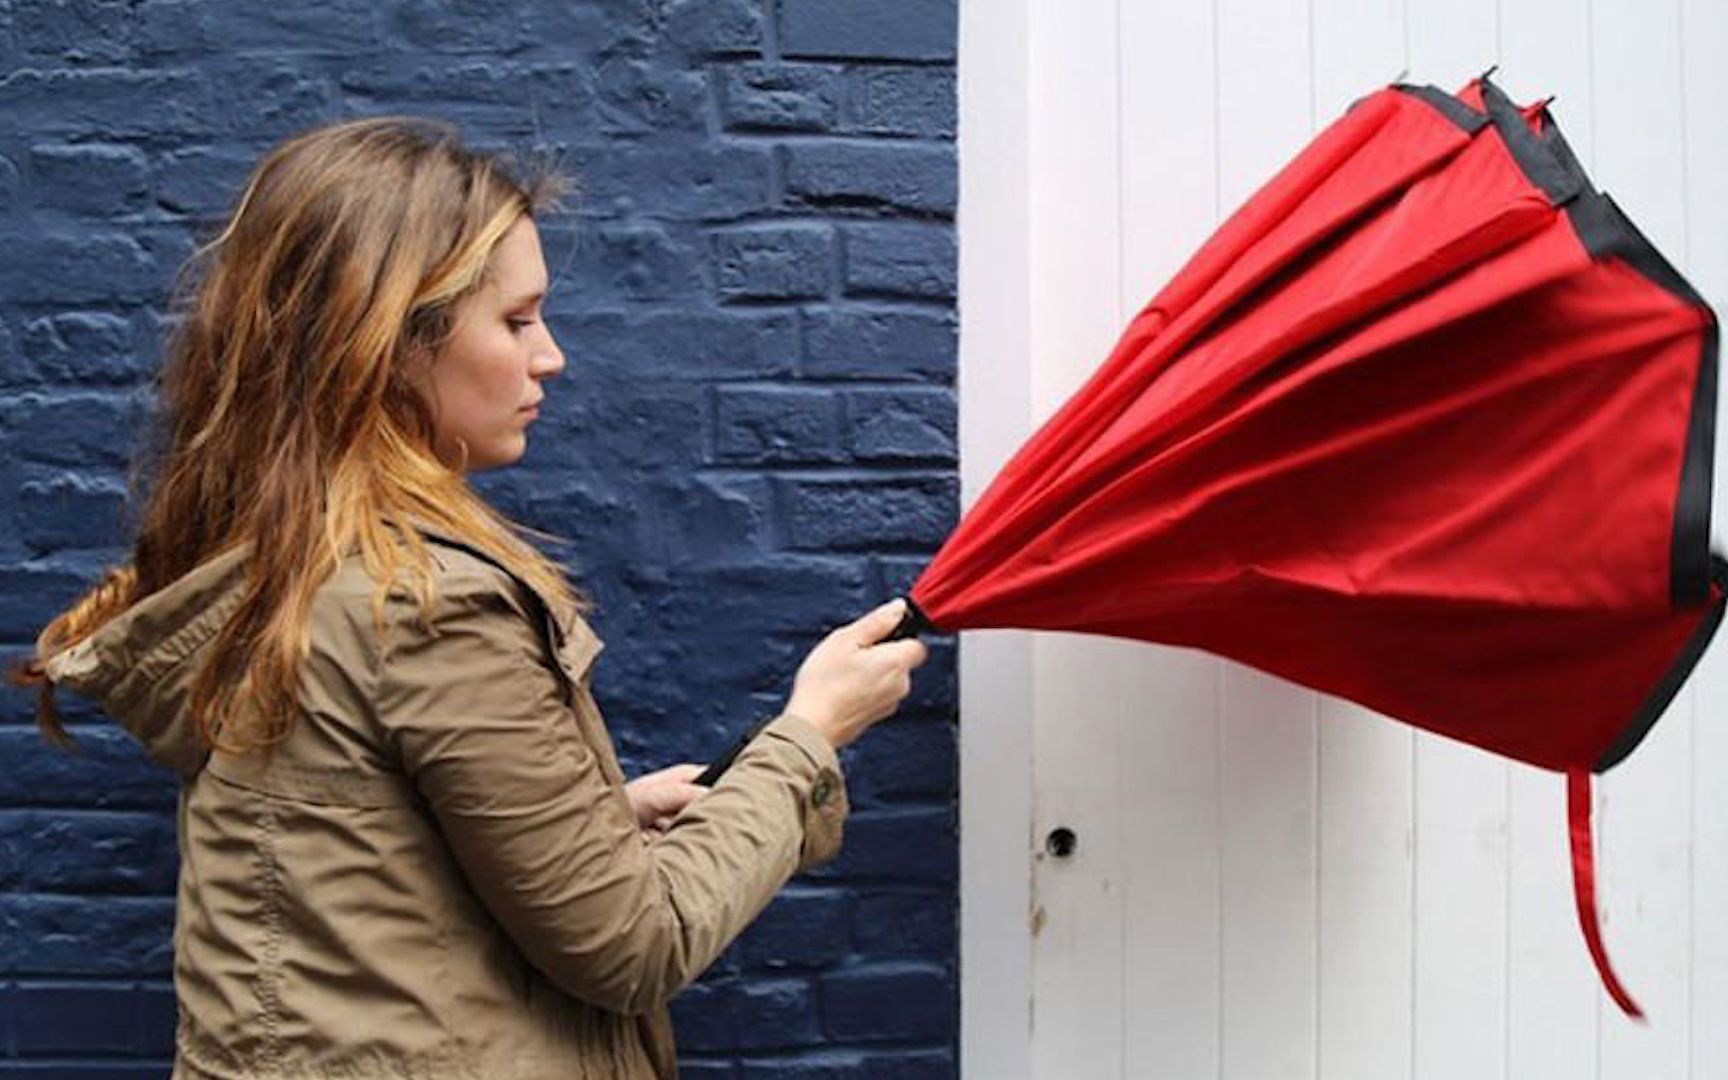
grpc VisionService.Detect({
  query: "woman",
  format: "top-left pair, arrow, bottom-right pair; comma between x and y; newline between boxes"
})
7,116 -> 928,1078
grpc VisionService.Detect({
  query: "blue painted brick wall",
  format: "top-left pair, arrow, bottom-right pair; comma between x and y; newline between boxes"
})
0,1 -> 958,1075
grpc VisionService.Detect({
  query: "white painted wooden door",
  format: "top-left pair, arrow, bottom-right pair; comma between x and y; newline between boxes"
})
958,0 -> 1728,1076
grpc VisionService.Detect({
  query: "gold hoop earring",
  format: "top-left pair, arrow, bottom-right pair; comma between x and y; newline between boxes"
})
453,436 -> 470,473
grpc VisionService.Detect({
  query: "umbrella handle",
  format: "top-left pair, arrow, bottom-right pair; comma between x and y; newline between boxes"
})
696,597 -> 935,787
693,715 -> 772,787
886,595 -> 934,642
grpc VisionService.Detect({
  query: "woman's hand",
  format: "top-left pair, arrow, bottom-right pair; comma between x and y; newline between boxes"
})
624,763 -> 707,835
785,598 -> 930,751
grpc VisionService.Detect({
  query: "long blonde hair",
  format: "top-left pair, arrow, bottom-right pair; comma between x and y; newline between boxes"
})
7,115 -> 588,754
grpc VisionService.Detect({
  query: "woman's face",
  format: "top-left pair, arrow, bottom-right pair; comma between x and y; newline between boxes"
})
422,214 -> 564,472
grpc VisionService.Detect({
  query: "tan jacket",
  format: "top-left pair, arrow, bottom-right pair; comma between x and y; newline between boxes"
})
43,518 -> 849,1079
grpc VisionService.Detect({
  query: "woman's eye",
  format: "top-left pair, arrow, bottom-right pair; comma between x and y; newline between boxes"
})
506,317 -> 535,334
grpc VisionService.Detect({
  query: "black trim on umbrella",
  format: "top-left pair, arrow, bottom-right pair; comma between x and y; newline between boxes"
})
1479,75 -> 1585,206
887,596 -> 937,642
1478,74 -> 1719,617
1596,554 -> 1728,773
1565,194 -> 1719,609
1672,316 -> 1719,608
694,715 -> 774,787
1390,82 -> 1490,134
1509,90 -> 1717,609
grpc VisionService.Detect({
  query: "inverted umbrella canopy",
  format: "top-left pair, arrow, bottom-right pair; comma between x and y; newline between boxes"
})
894,73 -> 1722,1018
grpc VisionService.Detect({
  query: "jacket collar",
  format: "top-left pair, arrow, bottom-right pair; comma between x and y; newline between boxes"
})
399,512 -> 604,677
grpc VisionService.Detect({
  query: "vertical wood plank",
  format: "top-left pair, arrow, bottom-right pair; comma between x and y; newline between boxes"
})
1493,8 -> 1608,1077
1117,1 -> 1225,1075
1309,5 -> 1418,1079
1589,2 -> 1695,1076
1213,3 -> 1321,1076
1026,0 -> 1126,1074
957,0 -> 1036,1072
1681,0 -> 1728,1073
1400,8 -> 1510,1080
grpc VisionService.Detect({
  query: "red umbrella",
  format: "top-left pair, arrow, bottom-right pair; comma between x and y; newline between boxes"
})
884,73 -> 1720,1019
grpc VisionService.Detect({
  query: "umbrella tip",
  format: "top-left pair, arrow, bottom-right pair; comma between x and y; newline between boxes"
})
1479,63 -> 1501,83
1390,65 -> 1410,86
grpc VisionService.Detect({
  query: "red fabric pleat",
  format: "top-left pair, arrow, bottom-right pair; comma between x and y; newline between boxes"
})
1567,768 -> 1646,1020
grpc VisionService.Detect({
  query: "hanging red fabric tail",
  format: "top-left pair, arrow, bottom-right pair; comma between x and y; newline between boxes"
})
1566,767 -> 1645,1020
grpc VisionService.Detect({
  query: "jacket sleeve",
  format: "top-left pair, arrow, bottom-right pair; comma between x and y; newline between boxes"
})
373,567 -> 848,1016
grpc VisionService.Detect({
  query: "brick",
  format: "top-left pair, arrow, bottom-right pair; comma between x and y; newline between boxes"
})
852,889 -> 956,960
153,147 -> 260,218
0,811 -> 177,894
711,225 -> 833,301
135,983 -> 177,1056
0,567 -> 108,645
840,68 -> 956,139
595,56 -> 709,134
15,313 -> 147,387
338,61 -> 599,136
137,0 -> 382,55
28,144 -> 150,217
784,142 -> 955,216
552,378 -> 708,470
845,720 -> 955,803
516,1 -> 646,54
737,1049 -> 953,1079
638,474 -> 774,563
0,234 -> 159,305
715,386 -> 844,464
15,476 -> 130,554
820,963 -> 955,1042
781,1 -> 956,62
842,223 -> 955,300
0,728 -> 177,810
875,555 -> 926,602
12,983 -> 146,1055
562,221 -> 707,303
718,63 -> 842,132
6,1 -> 138,65
0,1066 -> 173,1079
777,476 -> 956,551
1,392 -> 147,469
565,310 -> 798,379
671,976 -> 821,1052
207,59 -> 339,143
735,888 -> 853,970
387,0 -> 529,52
899,638 -> 957,717
664,0 -> 765,53
807,808 -> 956,884
0,68 -> 222,140
575,143 -> 774,221
620,555 -> 869,658
844,387 -> 956,463
802,308 -> 955,380
0,895 -> 174,976
0,152 -> 22,212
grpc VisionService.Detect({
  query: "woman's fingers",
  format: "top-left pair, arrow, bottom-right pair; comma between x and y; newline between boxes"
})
848,597 -> 909,645
871,637 -> 929,670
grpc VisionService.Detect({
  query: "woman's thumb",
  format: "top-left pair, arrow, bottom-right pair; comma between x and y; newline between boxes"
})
852,598 -> 908,644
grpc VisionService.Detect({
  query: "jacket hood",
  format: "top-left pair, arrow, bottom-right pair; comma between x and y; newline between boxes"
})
43,540 -> 254,779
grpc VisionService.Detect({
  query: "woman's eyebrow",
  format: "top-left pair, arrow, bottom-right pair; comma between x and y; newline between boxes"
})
504,289 -> 547,306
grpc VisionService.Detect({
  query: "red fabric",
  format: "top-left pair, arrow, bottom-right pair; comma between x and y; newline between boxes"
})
907,74 -> 1721,1018
912,78 -> 1718,772
1569,769 -> 1644,1020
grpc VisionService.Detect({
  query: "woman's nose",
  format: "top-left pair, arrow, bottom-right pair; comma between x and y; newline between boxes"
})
536,327 -> 567,376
